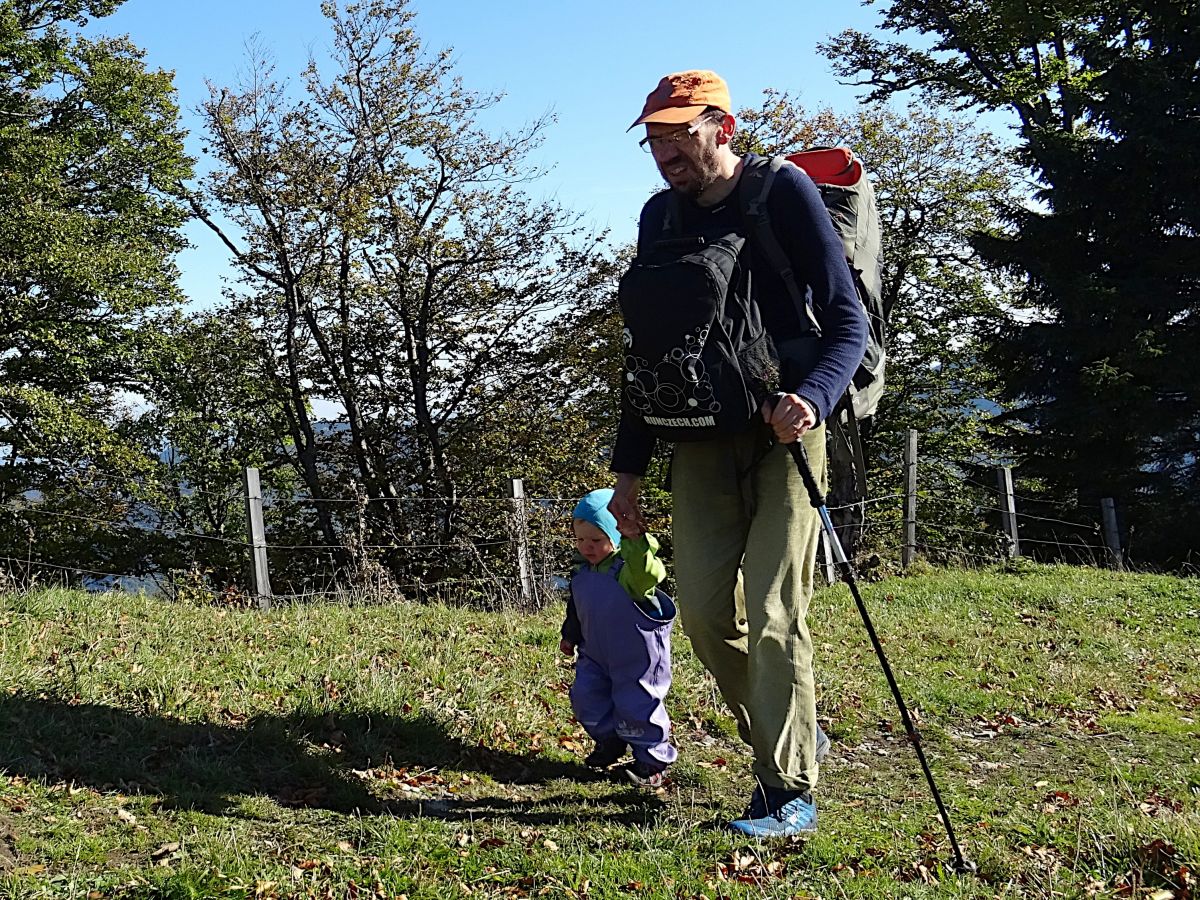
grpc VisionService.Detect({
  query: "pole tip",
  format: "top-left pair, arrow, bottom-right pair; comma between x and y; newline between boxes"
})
951,857 -> 978,876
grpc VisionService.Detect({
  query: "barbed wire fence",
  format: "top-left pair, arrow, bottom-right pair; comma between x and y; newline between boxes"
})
1,429 -> 1131,607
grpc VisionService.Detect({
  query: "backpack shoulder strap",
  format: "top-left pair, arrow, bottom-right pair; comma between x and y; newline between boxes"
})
738,154 -> 821,335
835,392 -> 869,496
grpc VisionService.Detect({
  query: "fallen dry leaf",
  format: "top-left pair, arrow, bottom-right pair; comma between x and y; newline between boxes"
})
1044,789 -> 1080,808
1139,791 -> 1184,817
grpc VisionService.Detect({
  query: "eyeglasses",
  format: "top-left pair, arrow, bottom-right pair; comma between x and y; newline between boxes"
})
637,114 -> 721,153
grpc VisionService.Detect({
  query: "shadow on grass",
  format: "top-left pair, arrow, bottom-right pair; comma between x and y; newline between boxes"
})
371,789 -> 668,828
0,695 -> 663,825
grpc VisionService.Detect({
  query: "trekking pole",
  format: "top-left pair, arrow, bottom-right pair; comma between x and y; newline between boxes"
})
780,419 -> 971,874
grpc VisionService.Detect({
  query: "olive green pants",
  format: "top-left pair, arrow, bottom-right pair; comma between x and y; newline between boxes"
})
671,425 -> 826,792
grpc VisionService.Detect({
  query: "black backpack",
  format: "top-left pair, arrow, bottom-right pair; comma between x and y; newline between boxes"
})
617,189 -> 784,442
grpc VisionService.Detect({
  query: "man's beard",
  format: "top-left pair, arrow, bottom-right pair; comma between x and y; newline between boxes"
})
661,143 -> 721,198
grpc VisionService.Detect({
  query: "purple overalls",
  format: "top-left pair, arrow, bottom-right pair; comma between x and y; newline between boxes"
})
569,560 -> 678,768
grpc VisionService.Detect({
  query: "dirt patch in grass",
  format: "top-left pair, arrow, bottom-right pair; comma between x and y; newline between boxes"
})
0,811 -> 17,871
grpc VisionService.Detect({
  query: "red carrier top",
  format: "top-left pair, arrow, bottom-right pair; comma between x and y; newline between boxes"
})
786,147 -> 863,187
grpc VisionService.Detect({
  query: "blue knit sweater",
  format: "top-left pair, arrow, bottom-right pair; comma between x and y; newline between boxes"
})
611,154 -> 868,476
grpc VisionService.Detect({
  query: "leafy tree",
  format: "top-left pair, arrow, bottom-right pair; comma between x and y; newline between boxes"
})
0,0 -> 191,577
192,0 -> 616,593
735,96 -> 1020,563
824,1 -> 1200,564
135,311 -> 302,593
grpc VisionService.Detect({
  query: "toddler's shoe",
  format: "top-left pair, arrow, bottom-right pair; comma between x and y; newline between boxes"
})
815,725 -> 832,763
584,736 -> 628,769
624,759 -> 668,788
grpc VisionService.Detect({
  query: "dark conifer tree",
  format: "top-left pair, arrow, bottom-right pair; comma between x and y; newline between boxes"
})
826,1 -> 1200,563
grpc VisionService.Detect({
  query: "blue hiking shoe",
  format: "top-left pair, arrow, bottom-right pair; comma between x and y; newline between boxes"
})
728,785 -> 817,838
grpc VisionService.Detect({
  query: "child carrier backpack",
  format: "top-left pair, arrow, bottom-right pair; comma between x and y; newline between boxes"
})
617,189 -> 781,442
740,148 -> 887,498
740,148 -> 886,421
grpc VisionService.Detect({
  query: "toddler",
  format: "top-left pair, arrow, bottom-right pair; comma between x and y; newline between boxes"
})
559,489 -> 677,786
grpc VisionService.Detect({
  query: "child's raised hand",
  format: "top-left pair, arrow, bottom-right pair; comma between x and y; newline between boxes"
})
559,639 -> 576,657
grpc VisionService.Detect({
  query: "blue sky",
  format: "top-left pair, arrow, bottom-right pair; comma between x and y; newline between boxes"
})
93,0 -> 891,306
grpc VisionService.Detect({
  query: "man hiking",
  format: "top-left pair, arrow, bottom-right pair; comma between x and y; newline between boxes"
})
608,70 -> 867,837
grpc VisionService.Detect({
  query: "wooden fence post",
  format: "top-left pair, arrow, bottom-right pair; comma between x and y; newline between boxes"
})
996,466 -> 1020,558
902,429 -> 918,568
1100,497 -> 1124,570
243,467 -> 273,609
509,478 -> 536,607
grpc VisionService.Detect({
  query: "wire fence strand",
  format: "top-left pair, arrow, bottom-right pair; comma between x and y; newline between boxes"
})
264,539 -> 514,552
0,555 -> 150,583
1018,537 -> 1107,553
13,506 -> 252,547
4,454 -> 1135,601
918,523 -> 1006,541
916,542 -> 1007,566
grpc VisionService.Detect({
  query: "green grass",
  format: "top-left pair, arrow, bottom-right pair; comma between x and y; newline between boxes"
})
0,564 -> 1197,898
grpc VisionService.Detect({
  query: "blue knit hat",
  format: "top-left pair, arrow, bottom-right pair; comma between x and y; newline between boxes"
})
572,488 -> 621,548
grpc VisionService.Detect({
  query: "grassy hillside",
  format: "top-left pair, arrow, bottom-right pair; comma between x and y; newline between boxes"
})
0,564 -> 1197,898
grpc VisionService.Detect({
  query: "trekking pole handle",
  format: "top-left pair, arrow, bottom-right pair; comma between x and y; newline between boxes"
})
787,441 -> 827,510
770,393 -> 827,510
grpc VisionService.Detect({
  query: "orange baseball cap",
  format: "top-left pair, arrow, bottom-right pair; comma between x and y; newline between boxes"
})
628,70 -> 731,131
